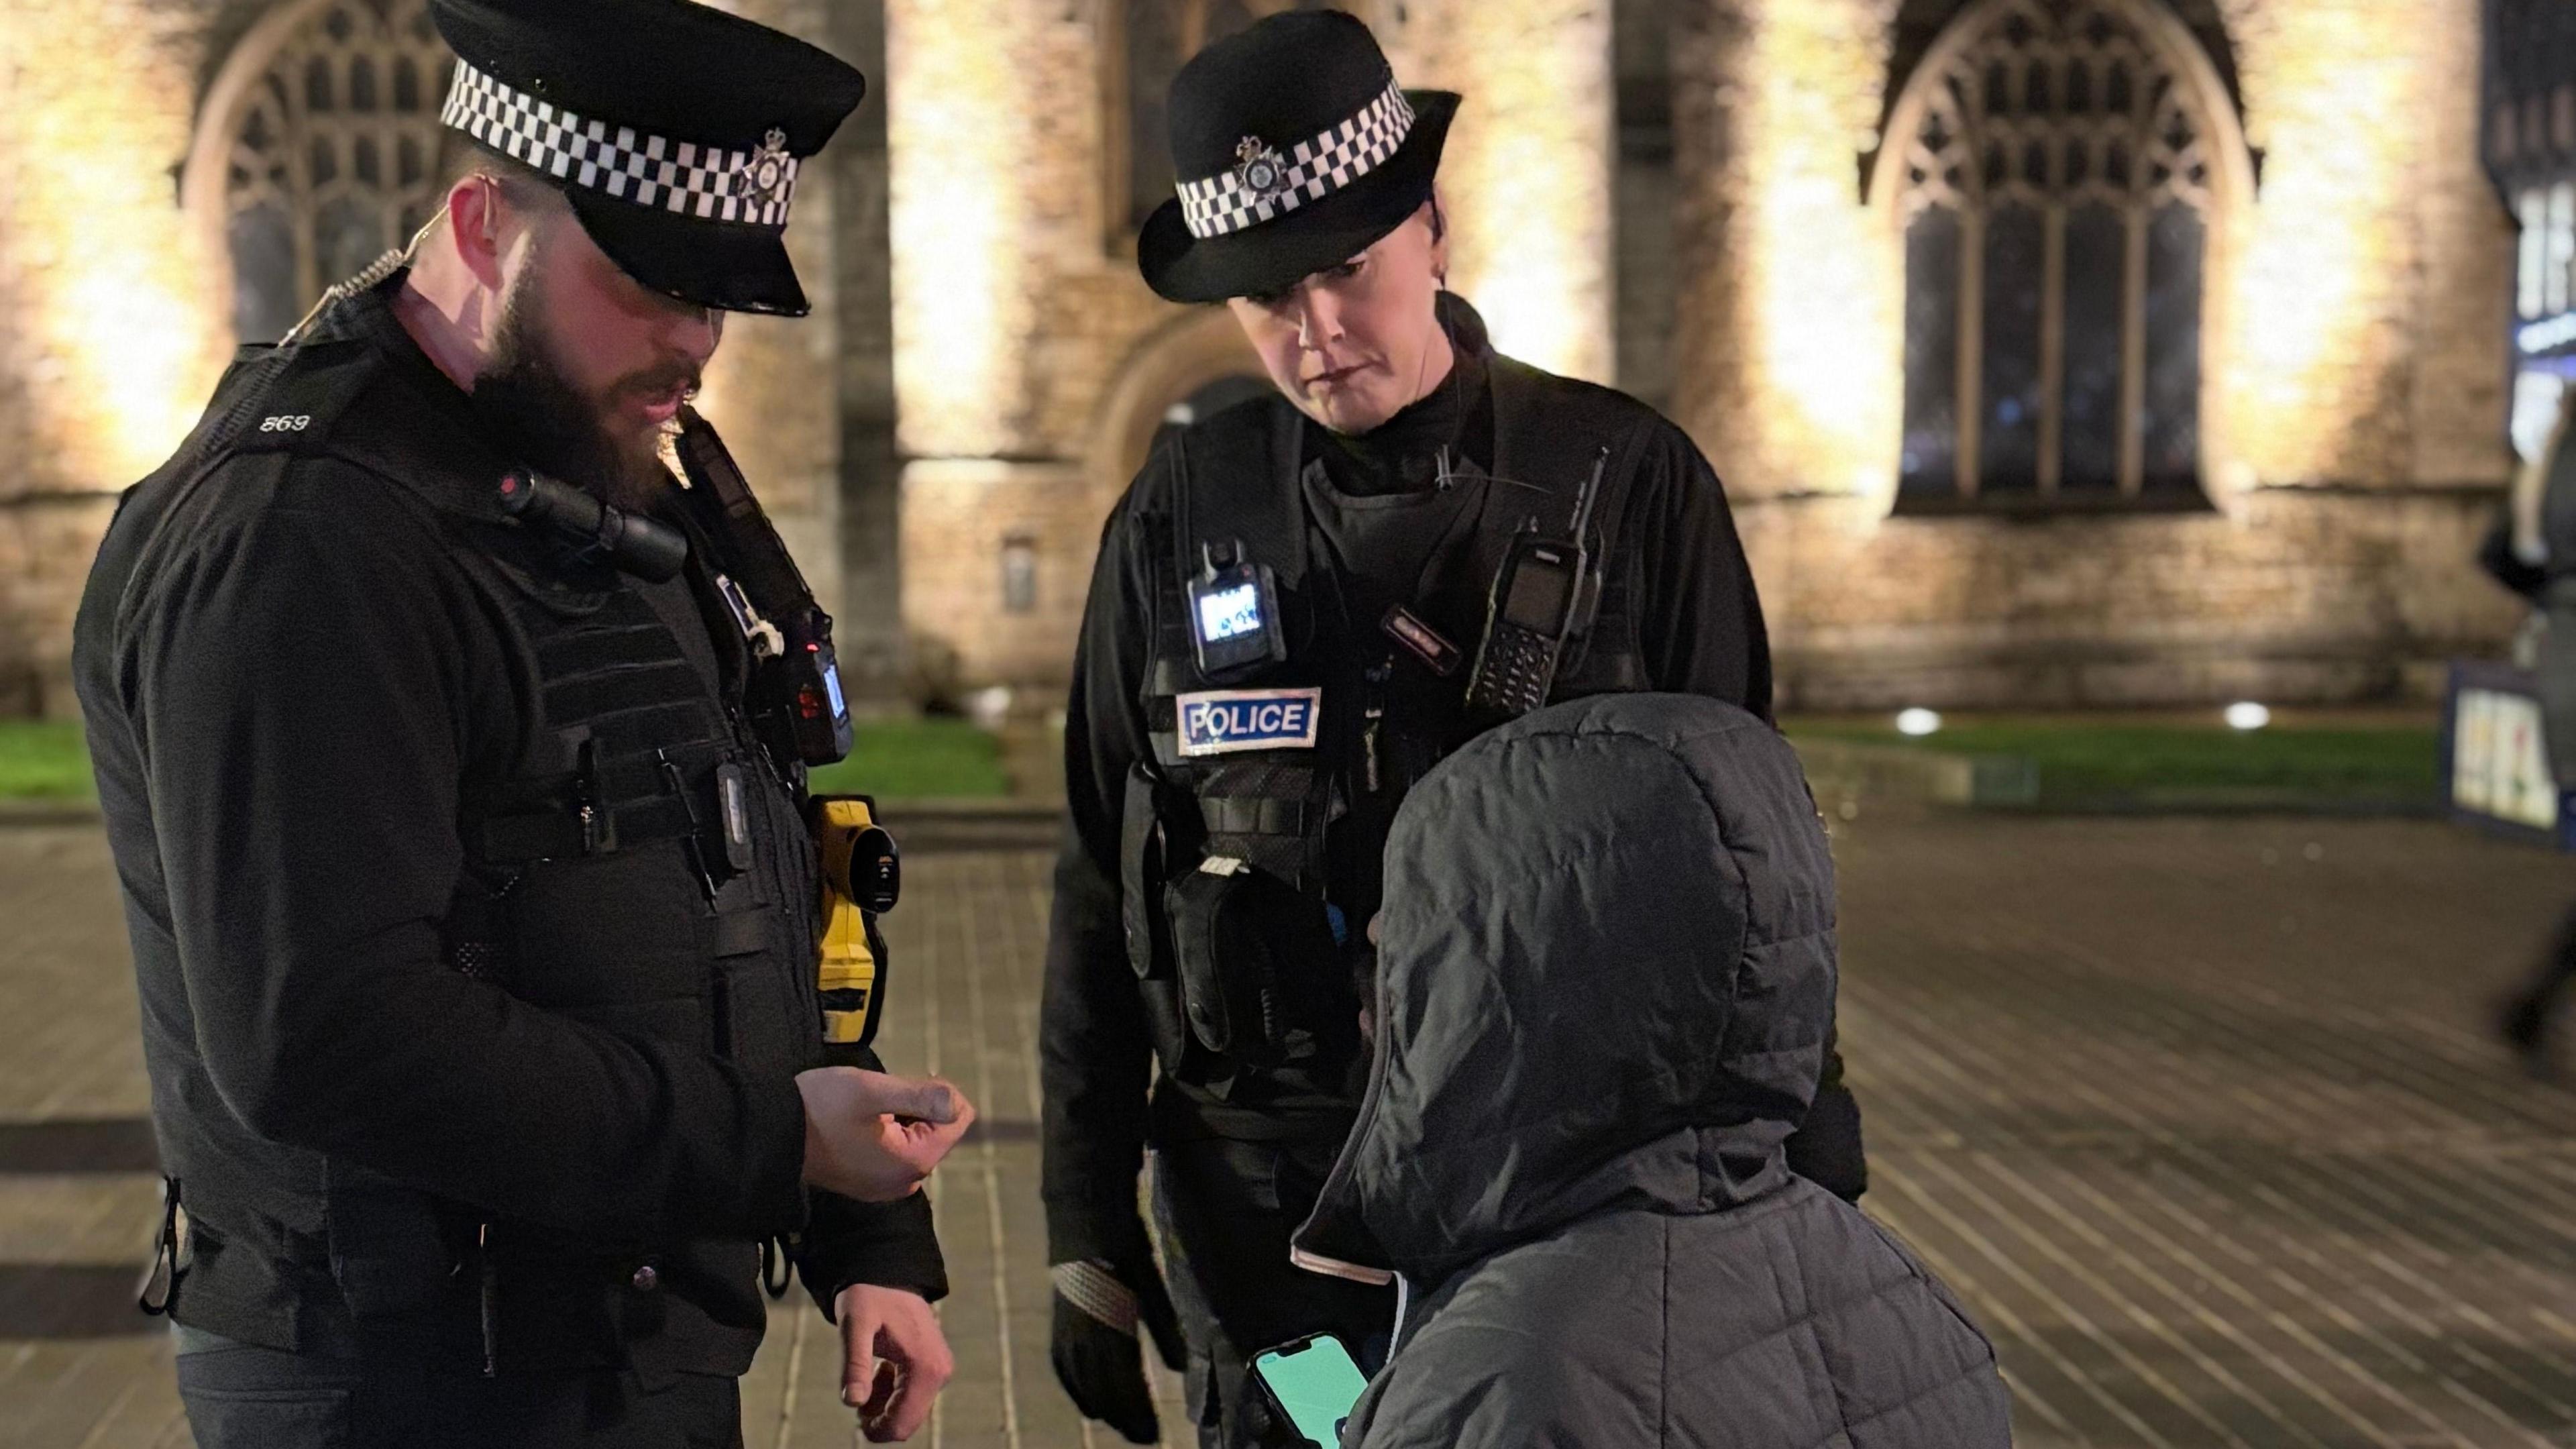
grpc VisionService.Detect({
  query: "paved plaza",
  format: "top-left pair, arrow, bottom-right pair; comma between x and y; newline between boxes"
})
5,803 -> 2576,1448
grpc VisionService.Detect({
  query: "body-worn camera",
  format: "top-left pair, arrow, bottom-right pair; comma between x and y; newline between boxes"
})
1187,538 -> 1289,682
495,470 -> 689,583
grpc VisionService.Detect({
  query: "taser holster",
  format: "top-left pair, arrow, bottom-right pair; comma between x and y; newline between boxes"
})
812,795 -> 901,1048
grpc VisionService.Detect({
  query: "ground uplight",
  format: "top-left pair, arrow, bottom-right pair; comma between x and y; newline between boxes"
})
2225,701 -> 2272,731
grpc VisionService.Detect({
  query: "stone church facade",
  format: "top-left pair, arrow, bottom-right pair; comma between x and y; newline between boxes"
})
0,0 -> 2534,716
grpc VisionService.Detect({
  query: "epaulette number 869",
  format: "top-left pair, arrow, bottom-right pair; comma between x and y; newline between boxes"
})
259,415 -> 313,432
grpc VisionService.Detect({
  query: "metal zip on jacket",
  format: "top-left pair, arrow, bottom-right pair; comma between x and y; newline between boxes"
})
1362,661 -> 1391,794
477,1221 -> 499,1377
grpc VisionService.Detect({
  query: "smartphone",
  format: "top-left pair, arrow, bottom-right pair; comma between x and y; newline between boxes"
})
1249,1333 -> 1369,1448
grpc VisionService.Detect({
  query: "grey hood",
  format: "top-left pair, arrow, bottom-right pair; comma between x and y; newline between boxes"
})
1293,692 -> 1837,1288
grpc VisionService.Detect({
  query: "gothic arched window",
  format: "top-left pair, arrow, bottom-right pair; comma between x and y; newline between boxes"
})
1110,1 -> 1346,243
1894,0 -> 2218,504
218,0 -> 454,342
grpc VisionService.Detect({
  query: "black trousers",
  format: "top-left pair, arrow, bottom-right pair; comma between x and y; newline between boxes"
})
173,1327 -> 744,1449
1150,1136 -> 1395,1449
2506,898 -> 2576,1031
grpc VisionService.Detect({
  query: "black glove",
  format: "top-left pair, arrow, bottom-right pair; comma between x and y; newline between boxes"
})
1050,1250 -> 1187,1444
2479,504 -> 2550,602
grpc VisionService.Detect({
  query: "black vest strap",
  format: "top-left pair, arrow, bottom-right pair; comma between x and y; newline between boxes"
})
1171,400 -> 1309,592
1478,357 -> 1652,691
476,795 -> 700,863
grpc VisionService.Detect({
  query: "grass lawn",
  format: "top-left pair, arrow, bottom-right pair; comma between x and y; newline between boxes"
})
1783,715 -> 2444,810
787,715 -> 1013,800
0,712 -> 2443,810
0,720 -> 95,802
0,716 -> 1012,804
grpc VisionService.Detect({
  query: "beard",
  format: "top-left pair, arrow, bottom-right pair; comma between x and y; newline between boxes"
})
470,261 -> 684,513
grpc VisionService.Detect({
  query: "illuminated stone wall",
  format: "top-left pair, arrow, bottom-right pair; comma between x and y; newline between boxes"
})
0,0 -> 2530,715
1741,491 -> 2506,708
2219,0 -> 2514,490
1380,0 -> 1617,384
823,0 -> 907,704
0,0 -> 881,713
686,0 -> 869,684
0,0 -> 235,714
1673,0 -> 1902,508
1614,0 -> 1680,411
1677,0 -> 2522,708
883,0 -> 1170,697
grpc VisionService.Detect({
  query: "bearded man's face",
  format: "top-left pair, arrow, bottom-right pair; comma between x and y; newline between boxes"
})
471,208 -> 722,510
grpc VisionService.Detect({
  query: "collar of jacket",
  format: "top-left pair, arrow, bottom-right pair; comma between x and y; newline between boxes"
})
288,272 -> 528,523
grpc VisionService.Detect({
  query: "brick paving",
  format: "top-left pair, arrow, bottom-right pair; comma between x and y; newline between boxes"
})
5,808 -> 2575,1448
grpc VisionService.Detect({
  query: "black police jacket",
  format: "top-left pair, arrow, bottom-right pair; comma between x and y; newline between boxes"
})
70,276 -> 942,1379
1040,295 -> 1865,1270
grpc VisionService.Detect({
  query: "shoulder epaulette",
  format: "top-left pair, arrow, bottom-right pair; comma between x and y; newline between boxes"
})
211,335 -> 383,460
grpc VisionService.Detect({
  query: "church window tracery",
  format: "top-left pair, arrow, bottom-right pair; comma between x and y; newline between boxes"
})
218,0 -> 453,343
1894,0 -> 2218,504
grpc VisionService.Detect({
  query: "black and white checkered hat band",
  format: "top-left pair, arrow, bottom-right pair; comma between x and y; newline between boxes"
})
439,62 -> 800,229
1177,81 -> 1415,239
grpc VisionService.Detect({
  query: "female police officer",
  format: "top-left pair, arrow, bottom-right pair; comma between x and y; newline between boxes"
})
1040,12 -> 1869,1447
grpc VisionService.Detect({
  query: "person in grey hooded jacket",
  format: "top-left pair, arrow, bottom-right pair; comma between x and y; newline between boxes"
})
1290,692 -> 2011,1448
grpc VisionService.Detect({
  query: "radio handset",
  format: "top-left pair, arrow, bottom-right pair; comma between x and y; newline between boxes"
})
669,409 -> 855,767
1463,446 -> 1609,720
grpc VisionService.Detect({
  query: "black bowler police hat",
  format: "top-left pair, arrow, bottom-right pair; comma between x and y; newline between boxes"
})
1138,10 -> 1459,304
429,0 -> 866,317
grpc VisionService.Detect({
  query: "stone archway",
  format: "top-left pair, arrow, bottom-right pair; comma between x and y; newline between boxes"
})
1085,306 -> 1269,513
1880,0 -> 2244,145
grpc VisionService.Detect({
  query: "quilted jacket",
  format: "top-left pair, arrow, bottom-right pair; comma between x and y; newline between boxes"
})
1292,693 -> 2012,1448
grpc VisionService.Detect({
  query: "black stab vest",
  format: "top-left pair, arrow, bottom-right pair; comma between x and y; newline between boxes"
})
131,301 -> 824,1383
1122,355 -> 1660,1097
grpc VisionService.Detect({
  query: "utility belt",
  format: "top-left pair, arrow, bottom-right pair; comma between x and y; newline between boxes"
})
133,1167 -> 770,1379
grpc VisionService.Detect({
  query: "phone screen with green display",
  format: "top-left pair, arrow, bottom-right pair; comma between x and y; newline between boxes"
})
1249,1334 -> 1368,1447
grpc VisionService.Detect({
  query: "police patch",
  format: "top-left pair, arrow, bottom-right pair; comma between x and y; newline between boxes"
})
1176,688 -> 1323,757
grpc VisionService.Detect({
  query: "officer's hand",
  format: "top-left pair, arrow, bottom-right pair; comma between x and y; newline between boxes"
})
1051,1256 -> 1187,1444
796,1067 -> 975,1202
834,1283 -> 953,1442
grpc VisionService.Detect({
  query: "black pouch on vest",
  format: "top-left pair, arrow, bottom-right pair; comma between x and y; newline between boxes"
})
1163,856 -> 1332,1071
1122,763 -> 1174,982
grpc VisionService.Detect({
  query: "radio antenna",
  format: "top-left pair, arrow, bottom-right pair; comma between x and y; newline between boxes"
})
1569,445 -> 1611,541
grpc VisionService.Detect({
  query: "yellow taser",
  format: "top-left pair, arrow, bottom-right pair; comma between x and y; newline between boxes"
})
810,795 -> 901,1048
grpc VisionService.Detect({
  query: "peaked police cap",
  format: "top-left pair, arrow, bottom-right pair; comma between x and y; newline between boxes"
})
1138,10 -> 1458,304
430,0 -> 865,316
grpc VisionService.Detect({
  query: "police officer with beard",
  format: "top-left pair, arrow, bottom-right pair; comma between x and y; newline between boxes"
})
72,2 -> 973,1443
1041,13 -> 1870,1448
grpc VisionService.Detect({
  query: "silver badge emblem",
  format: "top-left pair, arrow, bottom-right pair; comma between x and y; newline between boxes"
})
739,127 -> 792,208
1234,136 -> 1288,200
